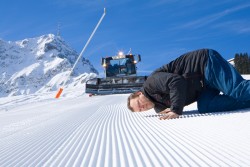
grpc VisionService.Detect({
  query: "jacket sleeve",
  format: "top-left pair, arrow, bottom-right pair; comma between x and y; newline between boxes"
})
145,72 -> 187,115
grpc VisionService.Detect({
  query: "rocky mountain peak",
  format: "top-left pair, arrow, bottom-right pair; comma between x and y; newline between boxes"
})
0,34 -> 98,97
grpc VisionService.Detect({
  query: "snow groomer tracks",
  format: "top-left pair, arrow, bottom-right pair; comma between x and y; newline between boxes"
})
0,94 -> 249,166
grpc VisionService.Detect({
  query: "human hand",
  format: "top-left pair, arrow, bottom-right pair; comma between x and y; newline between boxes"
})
159,109 -> 179,120
158,108 -> 171,114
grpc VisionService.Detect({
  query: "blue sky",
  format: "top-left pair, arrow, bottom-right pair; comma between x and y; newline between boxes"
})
1,0 -> 250,76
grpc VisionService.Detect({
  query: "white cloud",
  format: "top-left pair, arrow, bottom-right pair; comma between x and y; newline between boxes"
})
214,20 -> 250,34
181,3 -> 250,29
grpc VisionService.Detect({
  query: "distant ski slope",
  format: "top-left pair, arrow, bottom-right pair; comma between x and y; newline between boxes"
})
0,90 -> 250,166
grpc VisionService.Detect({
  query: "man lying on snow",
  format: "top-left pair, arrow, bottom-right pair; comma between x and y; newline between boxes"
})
127,48 -> 250,120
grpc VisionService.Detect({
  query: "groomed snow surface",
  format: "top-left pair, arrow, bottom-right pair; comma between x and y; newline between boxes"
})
0,82 -> 250,166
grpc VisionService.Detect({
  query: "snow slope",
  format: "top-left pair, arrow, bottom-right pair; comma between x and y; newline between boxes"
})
0,78 -> 250,166
0,34 -> 97,97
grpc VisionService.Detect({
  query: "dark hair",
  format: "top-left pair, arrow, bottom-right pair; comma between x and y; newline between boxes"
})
127,91 -> 140,112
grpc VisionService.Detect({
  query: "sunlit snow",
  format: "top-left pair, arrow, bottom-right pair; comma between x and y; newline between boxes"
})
0,76 -> 249,166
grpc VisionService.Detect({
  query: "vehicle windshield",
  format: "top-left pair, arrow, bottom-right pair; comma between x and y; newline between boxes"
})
106,58 -> 136,77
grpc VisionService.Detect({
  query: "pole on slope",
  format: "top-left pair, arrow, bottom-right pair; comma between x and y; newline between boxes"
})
55,8 -> 106,98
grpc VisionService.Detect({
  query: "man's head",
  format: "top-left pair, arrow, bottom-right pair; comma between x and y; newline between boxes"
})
127,91 -> 155,112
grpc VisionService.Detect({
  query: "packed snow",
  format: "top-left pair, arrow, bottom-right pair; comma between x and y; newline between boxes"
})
1,33 -> 249,166
0,76 -> 250,167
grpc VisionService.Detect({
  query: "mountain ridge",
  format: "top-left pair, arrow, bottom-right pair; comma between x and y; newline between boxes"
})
0,34 -> 98,97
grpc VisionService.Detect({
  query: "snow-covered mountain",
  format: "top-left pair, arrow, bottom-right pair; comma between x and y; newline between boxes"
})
0,34 -> 98,97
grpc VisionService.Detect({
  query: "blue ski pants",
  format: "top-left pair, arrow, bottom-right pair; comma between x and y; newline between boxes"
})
197,49 -> 250,113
